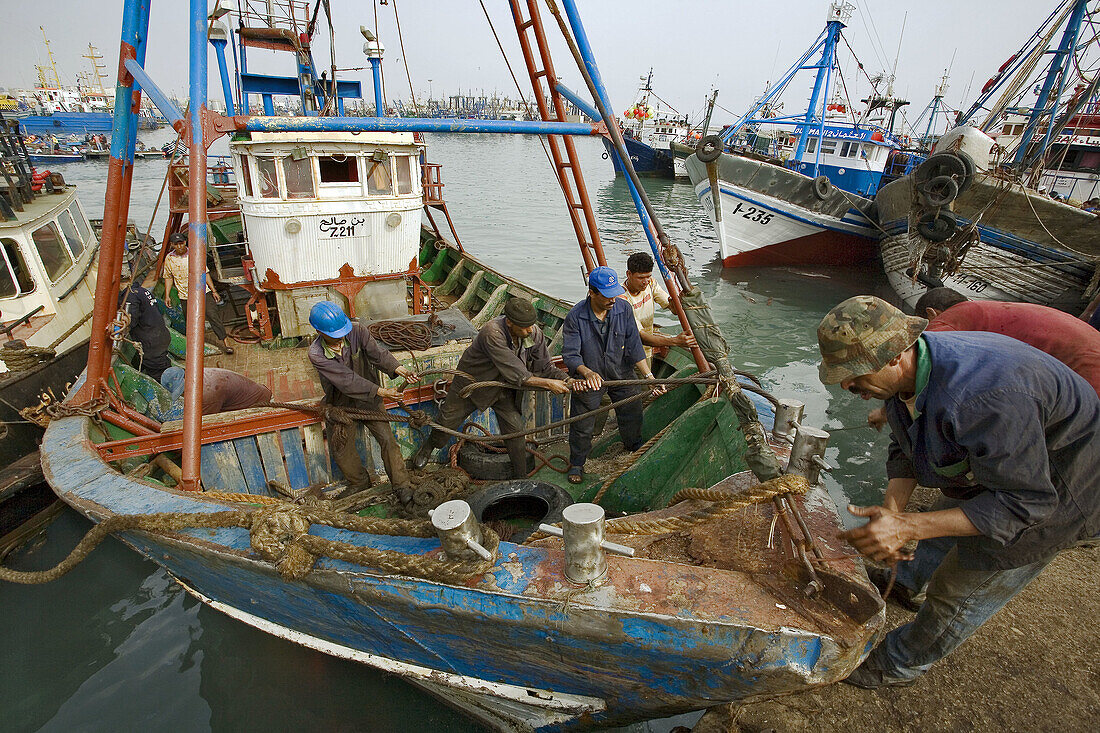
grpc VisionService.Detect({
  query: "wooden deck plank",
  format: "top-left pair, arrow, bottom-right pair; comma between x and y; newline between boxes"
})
233,437 -> 270,495
256,432 -> 289,489
280,428 -> 312,490
301,423 -> 331,485
199,442 -> 248,494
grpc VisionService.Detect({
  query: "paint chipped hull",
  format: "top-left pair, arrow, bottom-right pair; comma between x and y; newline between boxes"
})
42,412 -> 884,731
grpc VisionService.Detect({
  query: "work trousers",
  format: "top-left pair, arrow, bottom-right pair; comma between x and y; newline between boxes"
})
430,390 -> 528,478
568,384 -> 643,468
327,396 -> 410,492
867,540 -> 1051,682
181,292 -> 227,342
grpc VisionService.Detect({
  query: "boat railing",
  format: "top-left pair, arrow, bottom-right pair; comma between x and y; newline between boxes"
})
166,161 -> 238,214
422,163 -> 445,205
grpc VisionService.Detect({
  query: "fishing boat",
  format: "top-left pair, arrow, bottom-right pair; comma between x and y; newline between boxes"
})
27,151 -> 86,164
684,2 -> 900,267
606,69 -> 691,179
0,122 -> 99,556
15,2 -> 883,729
873,0 -> 1100,311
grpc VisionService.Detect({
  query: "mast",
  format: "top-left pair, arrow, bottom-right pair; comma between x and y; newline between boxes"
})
83,44 -> 110,95
922,71 -> 949,144
40,27 -> 63,89
792,2 -> 851,177
1013,0 -> 1089,168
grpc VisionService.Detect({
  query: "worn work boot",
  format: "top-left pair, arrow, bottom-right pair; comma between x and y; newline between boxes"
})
410,440 -> 435,471
396,485 -> 414,506
842,659 -> 919,689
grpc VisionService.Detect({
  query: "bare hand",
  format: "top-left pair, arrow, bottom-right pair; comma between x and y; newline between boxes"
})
673,332 -> 698,349
867,406 -> 887,431
395,366 -> 418,381
377,387 -> 402,401
839,505 -> 916,563
544,379 -> 571,395
646,375 -> 667,396
579,371 -> 603,392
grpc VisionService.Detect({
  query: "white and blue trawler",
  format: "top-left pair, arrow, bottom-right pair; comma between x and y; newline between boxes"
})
685,2 -> 902,267
21,1 -> 884,730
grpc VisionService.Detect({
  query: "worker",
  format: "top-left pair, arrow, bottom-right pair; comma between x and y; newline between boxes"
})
160,366 -> 272,414
118,263 -> 171,382
307,301 -> 418,501
620,252 -> 696,365
816,295 -> 1100,688
160,232 -> 234,354
562,266 -> 662,485
867,288 -> 1100,430
410,297 -> 572,477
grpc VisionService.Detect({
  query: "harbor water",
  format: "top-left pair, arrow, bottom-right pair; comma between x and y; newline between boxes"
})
4,129 -> 898,732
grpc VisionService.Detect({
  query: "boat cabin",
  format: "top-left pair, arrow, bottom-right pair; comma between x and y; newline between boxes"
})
0,182 -> 98,365
229,132 -> 425,335
787,125 -> 895,197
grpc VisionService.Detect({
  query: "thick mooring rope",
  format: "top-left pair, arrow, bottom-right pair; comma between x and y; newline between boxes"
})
524,474 -> 810,544
0,501 -> 498,586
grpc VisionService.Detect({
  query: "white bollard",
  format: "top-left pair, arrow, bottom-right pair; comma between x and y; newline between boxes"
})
429,500 -> 494,562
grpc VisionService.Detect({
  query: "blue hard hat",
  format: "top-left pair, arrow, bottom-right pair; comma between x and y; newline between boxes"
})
588,266 -> 625,297
309,301 -> 353,338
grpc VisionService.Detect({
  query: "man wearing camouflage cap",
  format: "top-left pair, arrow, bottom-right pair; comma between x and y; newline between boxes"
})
818,295 -> 1100,688
411,297 -> 572,478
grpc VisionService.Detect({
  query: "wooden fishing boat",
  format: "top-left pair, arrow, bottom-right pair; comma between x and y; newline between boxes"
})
17,1 -> 884,729
873,0 -> 1100,312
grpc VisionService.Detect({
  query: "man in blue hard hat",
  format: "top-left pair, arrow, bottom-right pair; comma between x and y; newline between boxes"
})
562,266 -> 661,485
307,301 -> 418,502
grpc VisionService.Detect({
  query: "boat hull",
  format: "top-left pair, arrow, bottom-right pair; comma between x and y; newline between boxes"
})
603,137 -> 676,178
43,411 -> 882,731
20,112 -> 114,136
685,153 -> 878,267
874,174 -> 1100,312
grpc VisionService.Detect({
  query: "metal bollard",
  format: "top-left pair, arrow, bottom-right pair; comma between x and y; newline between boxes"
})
429,500 -> 494,562
562,503 -> 610,585
772,399 -> 805,443
786,425 -> 831,485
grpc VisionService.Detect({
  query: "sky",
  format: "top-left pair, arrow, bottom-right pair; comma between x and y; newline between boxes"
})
0,0 -> 1068,133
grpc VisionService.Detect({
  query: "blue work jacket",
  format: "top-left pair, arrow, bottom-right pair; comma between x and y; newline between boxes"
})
884,332 -> 1100,570
561,297 -> 646,380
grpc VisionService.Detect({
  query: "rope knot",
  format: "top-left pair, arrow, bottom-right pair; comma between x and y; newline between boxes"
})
249,505 -> 316,580
406,409 -> 431,430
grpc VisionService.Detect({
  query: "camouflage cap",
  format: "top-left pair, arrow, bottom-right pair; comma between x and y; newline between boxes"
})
817,296 -> 927,385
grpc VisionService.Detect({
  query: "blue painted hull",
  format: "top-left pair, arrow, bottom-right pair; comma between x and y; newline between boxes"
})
20,112 -> 115,136
28,153 -> 85,164
604,137 -> 676,178
42,412 -> 883,730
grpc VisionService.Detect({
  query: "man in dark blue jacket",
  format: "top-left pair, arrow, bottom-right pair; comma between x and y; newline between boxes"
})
118,264 -> 171,381
817,295 -> 1100,688
562,267 -> 658,484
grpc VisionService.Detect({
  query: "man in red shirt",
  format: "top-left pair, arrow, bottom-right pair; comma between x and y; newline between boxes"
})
869,288 -> 1100,430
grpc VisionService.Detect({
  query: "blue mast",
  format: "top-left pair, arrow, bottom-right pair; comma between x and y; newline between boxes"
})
792,4 -> 849,176
1013,0 -> 1089,167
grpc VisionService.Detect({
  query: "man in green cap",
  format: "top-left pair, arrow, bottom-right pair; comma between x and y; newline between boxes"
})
818,295 -> 1100,688
411,297 -> 572,478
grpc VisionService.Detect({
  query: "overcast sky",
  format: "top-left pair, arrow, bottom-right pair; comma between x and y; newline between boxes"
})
0,1 -> 1066,131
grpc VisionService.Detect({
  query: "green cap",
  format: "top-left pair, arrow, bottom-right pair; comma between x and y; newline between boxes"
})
817,295 -> 927,384
503,297 -> 538,328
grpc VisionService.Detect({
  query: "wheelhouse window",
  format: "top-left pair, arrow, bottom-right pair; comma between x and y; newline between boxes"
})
806,137 -> 817,153
820,140 -> 837,155
366,154 -> 393,195
256,156 -> 280,198
319,154 -> 359,183
395,155 -> 413,194
31,222 -> 73,281
0,237 -> 35,298
68,202 -> 93,243
58,210 -> 85,257
237,154 -> 253,196
282,155 -> 315,199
